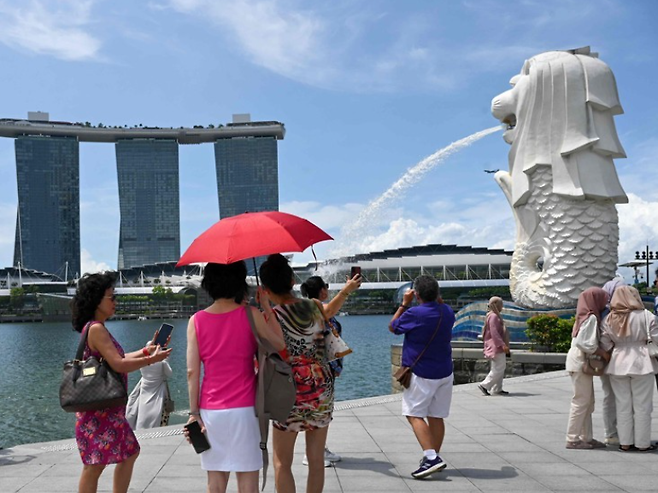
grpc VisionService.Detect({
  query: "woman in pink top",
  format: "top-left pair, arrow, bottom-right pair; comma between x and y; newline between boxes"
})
186,262 -> 284,493
478,297 -> 510,396
601,285 -> 658,451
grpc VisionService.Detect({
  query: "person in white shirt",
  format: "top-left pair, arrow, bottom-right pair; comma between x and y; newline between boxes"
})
126,355 -> 173,429
601,285 -> 658,452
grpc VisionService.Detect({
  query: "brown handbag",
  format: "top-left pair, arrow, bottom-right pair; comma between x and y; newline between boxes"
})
59,322 -> 128,413
394,366 -> 413,388
394,311 -> 443,389
581,354 -> 607,376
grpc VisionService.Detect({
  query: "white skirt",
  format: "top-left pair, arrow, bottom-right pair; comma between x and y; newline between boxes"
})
200,406 -> 262,472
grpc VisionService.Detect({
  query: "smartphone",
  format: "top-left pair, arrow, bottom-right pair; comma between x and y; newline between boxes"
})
153,323 -> 174,348
350,266 -> 362,278
184,420 -> 211,454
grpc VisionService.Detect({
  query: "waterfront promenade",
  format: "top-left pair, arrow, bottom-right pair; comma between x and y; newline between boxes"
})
3,371 -> 658,492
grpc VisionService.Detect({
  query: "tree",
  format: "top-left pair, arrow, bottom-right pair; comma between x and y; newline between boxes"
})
10,287 -> 25,309
152,285 -> 166,299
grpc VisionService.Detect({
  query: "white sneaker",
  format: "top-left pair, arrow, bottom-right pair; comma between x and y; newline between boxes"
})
302,455 -> 331,467
324,447 -> 341,462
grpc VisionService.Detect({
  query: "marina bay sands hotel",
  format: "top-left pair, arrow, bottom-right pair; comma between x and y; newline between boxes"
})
0,112 -> 285,278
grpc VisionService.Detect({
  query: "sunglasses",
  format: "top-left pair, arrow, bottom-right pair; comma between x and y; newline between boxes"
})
324,283 -> 329,289
104,295 -> 117,302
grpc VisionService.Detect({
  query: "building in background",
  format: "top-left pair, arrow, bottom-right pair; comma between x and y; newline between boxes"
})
1,112 -> 285,276
215,114 -> 280,218
116,139 -> 180,269
14,134 -> 80,279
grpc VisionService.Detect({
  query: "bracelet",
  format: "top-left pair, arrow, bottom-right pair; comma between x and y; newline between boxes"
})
188,412 -> 200,416
142,347 -> 150,357
400,304 -> 411,310
339,291 -> 350,298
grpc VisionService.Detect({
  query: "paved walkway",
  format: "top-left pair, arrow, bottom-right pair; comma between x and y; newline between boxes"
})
3,371 -> 658,492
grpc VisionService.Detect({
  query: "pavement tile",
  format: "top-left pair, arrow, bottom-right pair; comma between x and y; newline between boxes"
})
6,371 -> 658,493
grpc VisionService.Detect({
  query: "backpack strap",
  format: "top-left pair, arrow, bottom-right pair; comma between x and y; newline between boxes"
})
245,306 -> 271,492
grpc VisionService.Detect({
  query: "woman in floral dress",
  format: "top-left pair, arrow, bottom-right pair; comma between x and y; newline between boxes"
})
71,272 -> 171,493
259,254 -> 334,493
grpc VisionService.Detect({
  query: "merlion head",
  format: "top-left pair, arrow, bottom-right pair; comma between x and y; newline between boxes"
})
491,47 -> 628,207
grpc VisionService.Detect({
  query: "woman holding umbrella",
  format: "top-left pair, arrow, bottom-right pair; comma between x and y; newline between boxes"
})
259,254 -> 334,493
185,261 -> 285,493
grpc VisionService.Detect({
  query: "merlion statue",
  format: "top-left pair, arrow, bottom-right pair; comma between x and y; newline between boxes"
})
491,47 -> 627,309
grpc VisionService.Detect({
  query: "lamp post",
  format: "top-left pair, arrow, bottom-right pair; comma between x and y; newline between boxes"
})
635,246 -> 657,294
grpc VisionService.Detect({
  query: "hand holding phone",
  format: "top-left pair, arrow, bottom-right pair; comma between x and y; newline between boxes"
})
153,323 -> 174,348
184,420 -> 211,454
350,266 -> 362,279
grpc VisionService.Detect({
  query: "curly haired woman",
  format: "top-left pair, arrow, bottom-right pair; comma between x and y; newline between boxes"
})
71,272 -> 171,493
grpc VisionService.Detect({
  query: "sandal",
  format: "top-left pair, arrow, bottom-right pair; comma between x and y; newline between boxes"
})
619,445 -> 638,452
636,445 -> 657,452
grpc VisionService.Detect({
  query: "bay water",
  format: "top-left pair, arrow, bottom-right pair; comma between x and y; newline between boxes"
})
0,314 -> 397,449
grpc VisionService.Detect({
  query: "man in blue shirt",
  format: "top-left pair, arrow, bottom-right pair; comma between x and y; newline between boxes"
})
389,275 -> 455,479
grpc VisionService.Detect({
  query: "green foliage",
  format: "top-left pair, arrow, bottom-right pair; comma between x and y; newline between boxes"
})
525,314 -> 574,353
9,287 -> 25,308
152,285 -> 166,298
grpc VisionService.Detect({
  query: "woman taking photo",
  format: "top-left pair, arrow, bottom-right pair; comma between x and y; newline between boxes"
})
299,274 -> 361,466
186,261 -> 285,493
71,272 -> 171,493
601,285 -> 658,452
260,254 -> 333,493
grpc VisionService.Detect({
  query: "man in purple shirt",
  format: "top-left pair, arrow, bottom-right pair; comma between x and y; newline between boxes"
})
389,275 -> 455,479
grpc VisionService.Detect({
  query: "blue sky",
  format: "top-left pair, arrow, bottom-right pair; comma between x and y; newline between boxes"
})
0,0 -> 656,282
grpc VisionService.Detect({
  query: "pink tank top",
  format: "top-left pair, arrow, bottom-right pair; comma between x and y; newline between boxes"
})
195,307 -> 258,410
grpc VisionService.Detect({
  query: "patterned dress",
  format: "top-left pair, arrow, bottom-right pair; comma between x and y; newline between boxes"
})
75,322 -> 140,465
273,299 -> 334,432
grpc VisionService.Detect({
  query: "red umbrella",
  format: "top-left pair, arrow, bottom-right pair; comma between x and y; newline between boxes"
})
177,211 -> 333,266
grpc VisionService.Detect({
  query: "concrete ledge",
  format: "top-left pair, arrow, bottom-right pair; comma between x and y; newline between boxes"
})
512,351 -> 566,365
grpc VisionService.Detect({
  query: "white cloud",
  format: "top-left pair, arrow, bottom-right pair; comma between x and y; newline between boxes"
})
159,0 -> 485,91
279,200 -> 363,232
617,193 -> 658,282
0,0 -> 102,61
80,249 -> 111,275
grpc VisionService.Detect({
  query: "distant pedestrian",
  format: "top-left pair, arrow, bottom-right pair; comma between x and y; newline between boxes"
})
126,355 -> 173,429
71,272 -> 172,493
478,296 -> 510,396
299,273 -> 362,467
389,275 -> 455,479
565,287 -> 610,450
601,285 -> 658,452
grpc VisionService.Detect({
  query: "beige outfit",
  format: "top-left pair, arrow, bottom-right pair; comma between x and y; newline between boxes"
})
565,315 -> 599,443
600,310 -> 658,449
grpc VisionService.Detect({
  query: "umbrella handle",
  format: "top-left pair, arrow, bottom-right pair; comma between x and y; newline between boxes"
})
252,258 -> 260,288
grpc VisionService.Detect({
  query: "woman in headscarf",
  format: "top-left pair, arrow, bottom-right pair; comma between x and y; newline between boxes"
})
600,285 -> 658,451
478,297 -> 510,396
564,287 -> 610,449
598,276 -> 626,446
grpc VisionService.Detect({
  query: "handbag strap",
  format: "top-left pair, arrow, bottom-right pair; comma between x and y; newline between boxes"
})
408,307 -> 444,371
75,321 -> 95,360
645,310 -> 653,343
245,306 -> 271,492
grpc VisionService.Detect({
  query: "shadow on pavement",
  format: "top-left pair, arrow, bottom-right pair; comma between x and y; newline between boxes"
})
334,457 -> 400,478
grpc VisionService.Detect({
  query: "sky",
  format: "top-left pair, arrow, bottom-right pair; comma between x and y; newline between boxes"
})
0,0 -> 657,283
